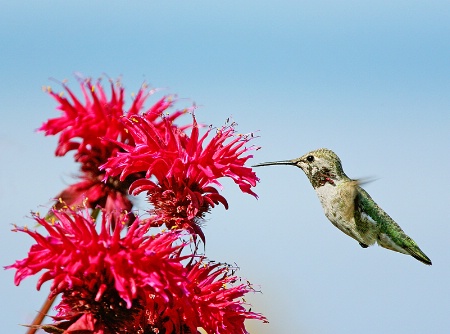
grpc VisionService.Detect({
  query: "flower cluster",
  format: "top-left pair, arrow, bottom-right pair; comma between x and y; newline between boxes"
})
40,78 -> 183,215
7,209 -> 267,333
7,77 -> 266,334
101,114 -> 259,241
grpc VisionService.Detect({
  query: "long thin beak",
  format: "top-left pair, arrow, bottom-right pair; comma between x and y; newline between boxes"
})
252,160 -> 296,167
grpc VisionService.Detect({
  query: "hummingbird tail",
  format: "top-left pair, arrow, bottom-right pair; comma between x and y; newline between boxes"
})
406,246 -> 432,266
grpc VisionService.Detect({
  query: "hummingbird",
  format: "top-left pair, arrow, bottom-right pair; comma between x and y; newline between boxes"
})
253,148 -> 432,265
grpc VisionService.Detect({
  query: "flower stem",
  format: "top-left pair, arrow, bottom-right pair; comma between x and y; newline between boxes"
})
26,294 -> 56,334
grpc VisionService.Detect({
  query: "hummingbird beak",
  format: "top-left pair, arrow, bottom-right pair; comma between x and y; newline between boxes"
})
252,159 -> 297,167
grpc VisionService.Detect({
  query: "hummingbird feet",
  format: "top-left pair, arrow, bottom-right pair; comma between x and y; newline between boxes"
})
359,242 -> 369,248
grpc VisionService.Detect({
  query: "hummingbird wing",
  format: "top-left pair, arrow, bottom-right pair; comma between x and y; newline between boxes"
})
355,186 -> 432,265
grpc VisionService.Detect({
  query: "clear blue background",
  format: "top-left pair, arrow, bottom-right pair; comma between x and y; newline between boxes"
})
1,1 -> 449,333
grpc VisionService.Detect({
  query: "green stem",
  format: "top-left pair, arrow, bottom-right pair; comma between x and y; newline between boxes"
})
91,207 -> 101,220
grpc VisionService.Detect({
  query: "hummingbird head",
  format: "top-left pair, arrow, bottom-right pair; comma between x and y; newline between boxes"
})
253,148 -> 347,188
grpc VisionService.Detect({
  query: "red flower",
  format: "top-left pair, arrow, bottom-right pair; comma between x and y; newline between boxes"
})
7,209 -> 187,301
40,78 -> 182,215
6,209 -> 185,333
183,261 -> 268,334
101,115 -> 259,241
6,209 -> 266,333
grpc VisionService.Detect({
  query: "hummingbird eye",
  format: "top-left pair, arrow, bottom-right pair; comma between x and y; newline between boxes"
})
306,155 -> 315,162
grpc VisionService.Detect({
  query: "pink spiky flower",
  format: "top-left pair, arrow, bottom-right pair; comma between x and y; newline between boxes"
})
101,114 -> 259,241
40,78 -> 184,215
6,209 -> 266,333
183,260 -> 268,333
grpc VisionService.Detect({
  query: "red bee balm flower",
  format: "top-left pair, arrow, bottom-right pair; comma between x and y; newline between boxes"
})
40,78 -> 182,214
6,209 -> 266,333
183,261 -> 268,333
101,115 -> 259,240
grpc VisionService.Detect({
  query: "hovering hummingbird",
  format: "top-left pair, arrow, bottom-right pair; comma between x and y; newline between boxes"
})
253,148 -> 432,265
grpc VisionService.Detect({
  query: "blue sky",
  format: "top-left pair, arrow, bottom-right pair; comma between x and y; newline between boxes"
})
1,1 -> 450,333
